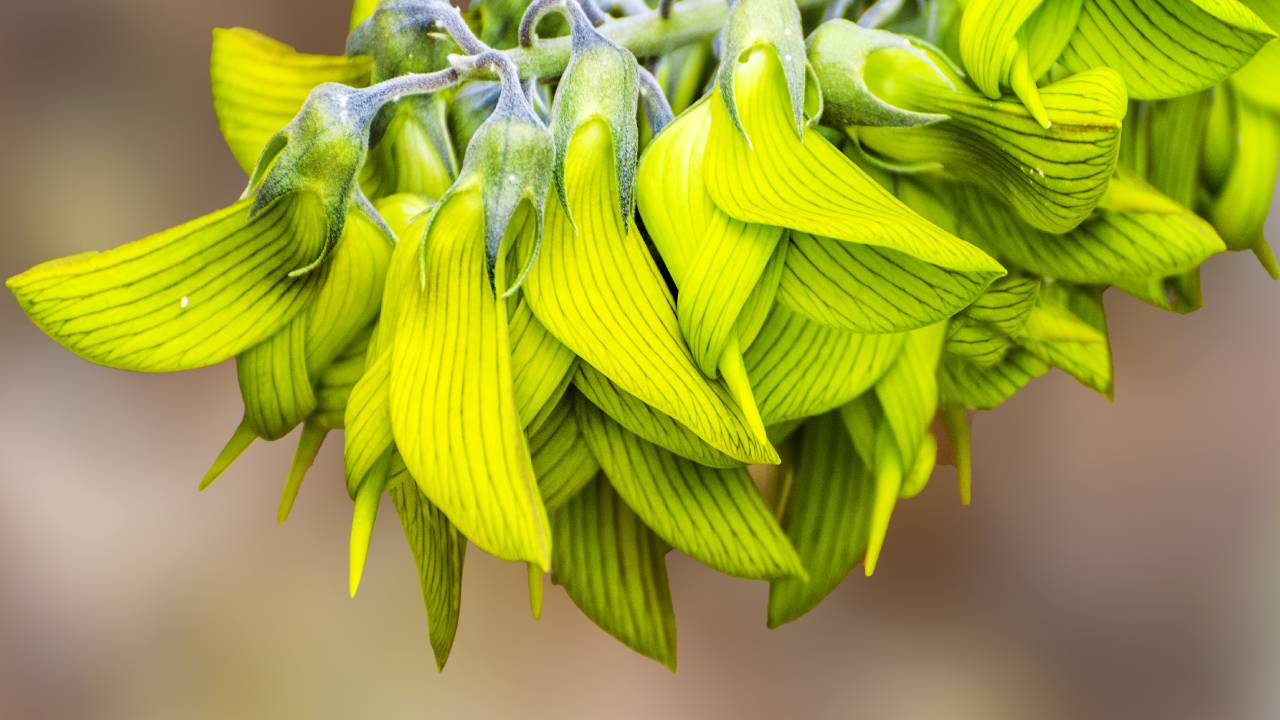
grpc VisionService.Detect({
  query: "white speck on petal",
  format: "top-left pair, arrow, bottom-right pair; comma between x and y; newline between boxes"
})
508,174 -> 518,183
180,296 -> 190,309
784,28 -> 791,35
784,55 -> 792,62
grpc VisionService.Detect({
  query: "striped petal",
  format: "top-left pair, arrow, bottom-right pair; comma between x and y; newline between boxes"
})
531,390 -> 601,512
637,98 -> 785,376
744,304 -> 905,426
8,195 -> 327,373
939,350 -> 1050,410
1018,284 -> 1113,397
767,412 -> 875,628
210,27 -> 371,174
578,402 -> 804,581
1060,0 -> 1274,100
387,454 -> 467,671
778,231 -> 997,333
859,58 -> 1128,234
389,187 -> 550,568
524,119 -> 777,465
510,298 -> 576,431
704,48 -> 1005,281
936,176 -> 1225,287
573,364 -> 740,468
551,476 -> 677,670
360,97 -> 458,201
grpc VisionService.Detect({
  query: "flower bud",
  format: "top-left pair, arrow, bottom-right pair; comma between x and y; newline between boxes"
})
717,0 -> 808,137
347,0 -> 457,82
248,82 -> 382,275
807,19 -> 950,129
549,10 -> 640,226
447,55 -> 554,282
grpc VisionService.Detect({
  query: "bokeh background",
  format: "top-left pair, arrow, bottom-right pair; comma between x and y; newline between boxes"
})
1,2 -> 1278,718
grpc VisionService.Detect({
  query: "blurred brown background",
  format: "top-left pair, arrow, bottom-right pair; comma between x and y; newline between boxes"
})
1,2 -> 1278,719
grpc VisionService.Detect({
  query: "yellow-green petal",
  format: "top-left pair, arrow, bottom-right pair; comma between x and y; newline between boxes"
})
1060,0 -> 1274,100
8,195 -> 327,373
744,304 -> 905,426
389,187 -> 550,568
387,454 -> 467,671
531,391 -> 601,512
551,476 -> 677,670
578,402 -> 804,581
704,48 -> 1005,280
525,119 -> 777,465
767,412 -> 876,628
574,364 -> 741,468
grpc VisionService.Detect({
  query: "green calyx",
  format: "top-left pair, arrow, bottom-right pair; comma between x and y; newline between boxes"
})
248,82 -> 385,275
548,6 -> 640,227
718,0 -> 809,138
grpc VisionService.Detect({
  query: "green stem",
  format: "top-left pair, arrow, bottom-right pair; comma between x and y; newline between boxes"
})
508,0 -> 824,78
364,0 -> 823,105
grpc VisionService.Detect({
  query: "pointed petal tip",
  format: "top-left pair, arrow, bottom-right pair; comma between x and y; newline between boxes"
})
1253,240 -> 1280,280
200,421 -> 257,491
528,563 -> 544,620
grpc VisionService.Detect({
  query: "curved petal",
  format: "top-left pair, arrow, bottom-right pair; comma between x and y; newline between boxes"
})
574,364 -> 741,468
578,401 -> 804,581
531,391 -> 600,511
1060,0 -> 1274,100
360,97 -> 458,201
210,28 -> 372,174
768,412 -> 875,628
389,187 -> 551,568
704,48 -> 1005,278
860,59 -> 1128,234
237,315 -> 316,440
524,119 -> 777,465
8,195 -> 327,373
637,99 -> 785,376
745,304 -> 905,426
551,476 -> 677,670
778,231 -> 997,333
386,454 -> 467,671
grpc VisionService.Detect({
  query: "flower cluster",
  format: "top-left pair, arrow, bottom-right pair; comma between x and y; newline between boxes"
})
8,0 -> 1278,669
